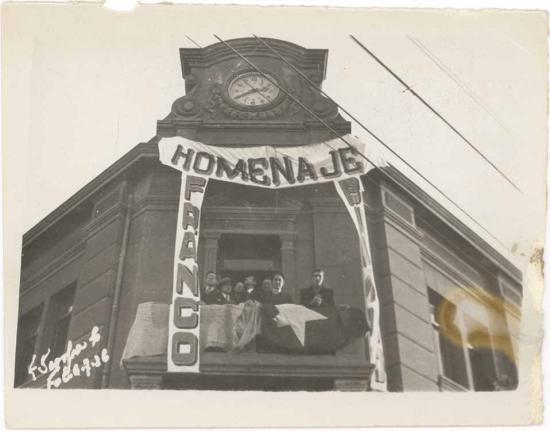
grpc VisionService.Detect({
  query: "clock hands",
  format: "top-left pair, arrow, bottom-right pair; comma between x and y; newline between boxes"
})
234,85 -> 272,100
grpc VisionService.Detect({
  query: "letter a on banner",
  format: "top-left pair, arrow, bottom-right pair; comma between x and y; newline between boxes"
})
167,173 -> 207,372
335,177 -> 387,392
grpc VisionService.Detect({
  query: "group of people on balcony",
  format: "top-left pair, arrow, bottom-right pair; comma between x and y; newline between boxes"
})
202,268 -> 334,309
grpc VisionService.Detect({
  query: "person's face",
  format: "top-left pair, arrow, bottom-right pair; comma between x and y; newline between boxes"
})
272,275 -> 284,292
312,271 -> 324,287
221,283 -> 232,294
234,283 -> 245,293
206,273 -> 217,285
262,279 -> 272,292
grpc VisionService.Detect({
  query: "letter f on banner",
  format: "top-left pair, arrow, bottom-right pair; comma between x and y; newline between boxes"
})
167,174 -> 207,373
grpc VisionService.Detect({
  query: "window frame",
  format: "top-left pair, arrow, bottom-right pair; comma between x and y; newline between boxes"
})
427,284 -> 498,392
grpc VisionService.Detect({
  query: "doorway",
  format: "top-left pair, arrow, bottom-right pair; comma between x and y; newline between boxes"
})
217,234 -> 281,284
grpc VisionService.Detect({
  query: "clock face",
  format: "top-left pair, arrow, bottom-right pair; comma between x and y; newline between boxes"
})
227,72 -> 280,108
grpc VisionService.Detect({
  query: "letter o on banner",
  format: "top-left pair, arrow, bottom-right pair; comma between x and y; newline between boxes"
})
171,332 -> 198,366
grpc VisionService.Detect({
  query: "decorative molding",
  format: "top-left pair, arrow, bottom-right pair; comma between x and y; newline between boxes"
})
180,38 -> 329,80
377,167 -> 521,284
370,207 -> 424,244
22,141 -> 159,247
131,195 -> 179,220
124,354 -> 373,380
84,206 -> 125,239
203,207 -> 300,223
421,245 -> 484,294
421,250 -> 501,313
204,82 -> 294,121
20,241 -> 86,296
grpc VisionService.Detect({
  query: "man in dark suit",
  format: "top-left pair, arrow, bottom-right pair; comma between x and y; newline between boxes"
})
300,268 -> 334,308
204,277 -> 236,305
264,273 -> 293,305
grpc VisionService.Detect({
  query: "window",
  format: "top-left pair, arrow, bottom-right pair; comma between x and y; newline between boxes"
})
50,283 -> 77,359
381,188 -> 415,226
15,304 -> 43,387
428,289 -> 469,389
463,314 -> 497,391
217,234 -> 282,282
428,288 -> 498,391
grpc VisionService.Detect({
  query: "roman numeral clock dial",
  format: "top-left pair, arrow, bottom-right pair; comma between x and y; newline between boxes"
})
227,72 -> 281,108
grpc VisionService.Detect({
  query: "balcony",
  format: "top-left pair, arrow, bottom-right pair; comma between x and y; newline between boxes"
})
121,302 -> 374,391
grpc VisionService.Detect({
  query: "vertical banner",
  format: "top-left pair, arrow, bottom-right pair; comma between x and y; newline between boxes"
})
335,177 -> 387,392
167,173 -> 208,372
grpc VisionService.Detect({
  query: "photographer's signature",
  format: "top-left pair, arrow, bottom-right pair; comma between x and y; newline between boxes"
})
27,326 -> 110,389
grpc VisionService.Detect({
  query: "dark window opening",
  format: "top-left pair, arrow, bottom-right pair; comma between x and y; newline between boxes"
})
217,234 -> 281,283
428,289 -> 469,389
50,283 -> 77,359
15,304 -> 43,387
464,315 -> 497,391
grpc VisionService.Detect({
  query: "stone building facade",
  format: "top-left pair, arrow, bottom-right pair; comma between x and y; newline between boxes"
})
15,38 -> 521,391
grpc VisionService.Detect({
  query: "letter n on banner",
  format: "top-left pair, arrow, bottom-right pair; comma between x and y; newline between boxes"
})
167,173 -> 207,372
334,177 -> 387,392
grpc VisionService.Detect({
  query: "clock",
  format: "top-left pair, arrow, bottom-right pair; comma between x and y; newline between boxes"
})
227,72 -> 281,109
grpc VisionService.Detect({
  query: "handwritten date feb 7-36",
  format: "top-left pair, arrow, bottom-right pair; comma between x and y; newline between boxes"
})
27,326 -> 110,389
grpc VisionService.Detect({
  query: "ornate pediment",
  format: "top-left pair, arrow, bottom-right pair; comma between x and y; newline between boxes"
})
157,38 -> 350,143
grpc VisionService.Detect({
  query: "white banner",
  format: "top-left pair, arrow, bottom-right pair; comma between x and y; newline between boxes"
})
158,135 -> 386,188
160,135 -> 387,389
334,178 -> 387,391
166,173 -> 208,372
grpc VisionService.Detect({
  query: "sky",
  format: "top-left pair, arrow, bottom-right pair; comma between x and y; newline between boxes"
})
2,3 -> 547,270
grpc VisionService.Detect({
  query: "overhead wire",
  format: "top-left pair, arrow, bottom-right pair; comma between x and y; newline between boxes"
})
213,34 -> 378,170
180,35 -> 519,285
252,34 -> 509,249
349,34 -> 522,194
213,35 -> 509,250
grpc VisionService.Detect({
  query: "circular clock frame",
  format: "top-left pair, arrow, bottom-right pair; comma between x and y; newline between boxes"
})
224,70 -> 285,111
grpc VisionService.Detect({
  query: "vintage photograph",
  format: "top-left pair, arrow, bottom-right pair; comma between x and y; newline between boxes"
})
3,2 -> 546,428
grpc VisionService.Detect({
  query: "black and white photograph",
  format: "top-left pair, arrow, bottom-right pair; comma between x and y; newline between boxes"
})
3,1 -> 547,428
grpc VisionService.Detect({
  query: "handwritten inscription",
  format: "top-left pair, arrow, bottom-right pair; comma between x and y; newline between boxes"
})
27,326 -> 110,389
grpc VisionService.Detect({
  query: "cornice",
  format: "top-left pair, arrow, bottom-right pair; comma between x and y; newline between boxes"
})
180,38 -> 328,81
124,354 -> 373,379
376,166 -> 522,284
131,196 -> 179,221
20,240 -> 86,296
22,141 -> 160,248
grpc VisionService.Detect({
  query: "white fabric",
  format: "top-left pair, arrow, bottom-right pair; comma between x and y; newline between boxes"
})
122,302 -> 262,364
335,178 -> 388,391
120,302 -> 169,366
200,304 -> 245,351
273,304 -> 327,346
158,134 -> 386,189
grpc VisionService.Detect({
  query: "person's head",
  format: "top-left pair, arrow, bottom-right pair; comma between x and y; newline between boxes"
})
219,277 -> 232,294
234,282 -> 245,293
261,278 -> 272,292
206,271 -> 217,286
312,268 -> 324,287
272,273 -> 285,293
244,276 -> 256,292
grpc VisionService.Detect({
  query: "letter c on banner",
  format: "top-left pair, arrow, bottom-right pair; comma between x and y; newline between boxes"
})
171,332 -> 198,366
173,297 -> 199,329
